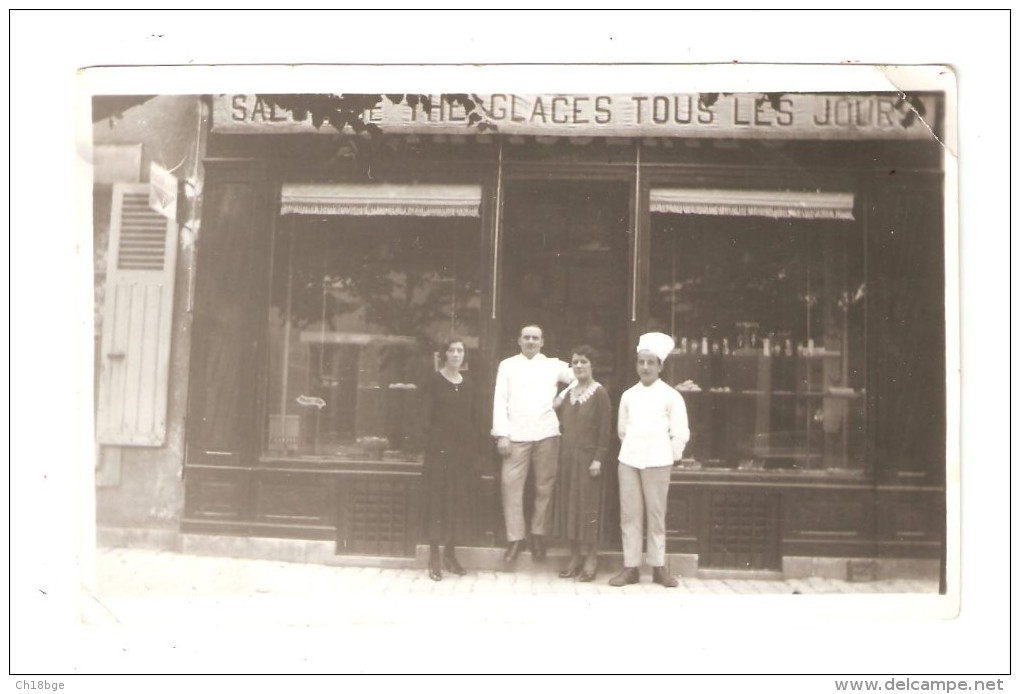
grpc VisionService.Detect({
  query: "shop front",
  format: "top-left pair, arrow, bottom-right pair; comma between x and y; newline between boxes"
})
180,92 -> 946,577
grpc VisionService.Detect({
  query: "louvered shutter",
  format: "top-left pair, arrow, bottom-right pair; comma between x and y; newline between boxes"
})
96,183 -> 179,446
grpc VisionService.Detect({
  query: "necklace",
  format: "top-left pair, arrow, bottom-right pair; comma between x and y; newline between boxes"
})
440,369 -> 463,391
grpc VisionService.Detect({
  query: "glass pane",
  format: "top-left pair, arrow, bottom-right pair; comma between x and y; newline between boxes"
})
650,211 -> 866,473
501,181 -> 630,397
264,215 -> 480,461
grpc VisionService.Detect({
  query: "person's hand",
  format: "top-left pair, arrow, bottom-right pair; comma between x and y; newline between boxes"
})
497,437 -> 511,457
589,460 -> 602,477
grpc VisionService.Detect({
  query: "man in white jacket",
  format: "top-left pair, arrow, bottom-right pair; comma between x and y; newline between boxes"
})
492,324 -> 574,564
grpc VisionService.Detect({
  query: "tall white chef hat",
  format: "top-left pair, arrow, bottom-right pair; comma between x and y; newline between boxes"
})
636,332 -> 675,363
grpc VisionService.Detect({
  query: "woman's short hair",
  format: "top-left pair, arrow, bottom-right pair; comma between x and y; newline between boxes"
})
569,344 -> 599,364
438,336 -> 468,367
439,336 -> 465,352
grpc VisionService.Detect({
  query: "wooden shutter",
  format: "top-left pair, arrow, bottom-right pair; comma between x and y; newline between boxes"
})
96,183 -> 179,446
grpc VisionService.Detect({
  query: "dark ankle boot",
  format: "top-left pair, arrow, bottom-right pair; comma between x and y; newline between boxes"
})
443,546 -> 466,575
428,545 -> 442,581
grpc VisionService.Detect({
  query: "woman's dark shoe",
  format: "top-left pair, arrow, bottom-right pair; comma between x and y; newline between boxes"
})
428,548 -> 442,582
652,566 -> 678,588
442,547 -> 467,576
608,567 -> 640,587
503,540 -> 524,564
559,555 -> 584,579
577,556 -> 599,582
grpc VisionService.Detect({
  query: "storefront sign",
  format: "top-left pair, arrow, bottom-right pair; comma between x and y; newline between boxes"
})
214,93 -> 939,140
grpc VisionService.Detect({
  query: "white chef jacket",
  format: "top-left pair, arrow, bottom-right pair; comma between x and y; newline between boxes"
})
617,379 -> 690,468
491,353 -> 574,442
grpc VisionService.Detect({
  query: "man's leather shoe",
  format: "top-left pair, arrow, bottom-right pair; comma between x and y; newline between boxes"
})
652,566 -> 678,588
530,534 -> 547,561
608,567 -> 640,587
503,540 -> 524,564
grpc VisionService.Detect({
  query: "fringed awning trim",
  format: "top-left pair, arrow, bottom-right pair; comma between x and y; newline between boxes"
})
281,183 -> 482,217
650,189 -> 855,220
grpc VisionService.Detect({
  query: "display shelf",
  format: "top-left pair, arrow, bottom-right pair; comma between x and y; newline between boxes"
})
676,388 -> 861,399
503,247 -> 615,257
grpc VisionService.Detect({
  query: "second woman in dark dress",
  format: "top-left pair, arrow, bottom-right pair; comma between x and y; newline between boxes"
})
421,337 -> 480,581
551,345 -> 612,582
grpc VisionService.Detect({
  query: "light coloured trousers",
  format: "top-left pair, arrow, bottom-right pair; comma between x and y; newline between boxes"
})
617,462 -> 672,568
501,437 -> 560,542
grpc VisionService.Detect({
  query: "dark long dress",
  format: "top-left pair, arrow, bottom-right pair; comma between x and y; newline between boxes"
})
551,382 -> 612,544
421,370 -> 479,545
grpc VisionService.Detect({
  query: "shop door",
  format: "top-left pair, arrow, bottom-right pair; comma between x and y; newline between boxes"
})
500,180 -> 631,546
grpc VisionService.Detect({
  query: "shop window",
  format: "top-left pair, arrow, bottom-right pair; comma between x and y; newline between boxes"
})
649,190 -> 866,473
264,214 -> 480,461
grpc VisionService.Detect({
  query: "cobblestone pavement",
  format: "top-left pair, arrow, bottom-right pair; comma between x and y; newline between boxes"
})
3,546 -> 962,674
88,547 -> 941,629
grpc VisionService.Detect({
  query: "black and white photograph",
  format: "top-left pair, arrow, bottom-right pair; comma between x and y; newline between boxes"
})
9,9 -> 1011,686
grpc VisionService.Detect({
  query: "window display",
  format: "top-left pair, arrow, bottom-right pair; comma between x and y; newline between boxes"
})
649,207 -> 866,472
263,215 -> 480,461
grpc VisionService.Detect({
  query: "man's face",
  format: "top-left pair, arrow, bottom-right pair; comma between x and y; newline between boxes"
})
636,350 -> 662,385
518,327 -> 544,358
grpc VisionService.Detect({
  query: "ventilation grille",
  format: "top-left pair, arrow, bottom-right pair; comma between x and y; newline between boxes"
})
703,490 -> 781,570
339,478 -> 415,556
118,192 -> 167,270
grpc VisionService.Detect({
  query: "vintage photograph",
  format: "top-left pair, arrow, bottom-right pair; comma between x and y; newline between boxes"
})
88,78 -> 952,607
13,10 -> 1010,681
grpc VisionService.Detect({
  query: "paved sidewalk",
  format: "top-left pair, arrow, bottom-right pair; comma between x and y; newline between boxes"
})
87,547 -> 941,629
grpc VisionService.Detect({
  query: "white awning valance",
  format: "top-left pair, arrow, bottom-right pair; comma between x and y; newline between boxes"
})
650,188 -> 855,220
281,183 -> 482,217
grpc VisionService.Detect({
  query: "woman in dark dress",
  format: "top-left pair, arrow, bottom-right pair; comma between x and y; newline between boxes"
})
552,345 -> 612,582
421,337 -> 480,581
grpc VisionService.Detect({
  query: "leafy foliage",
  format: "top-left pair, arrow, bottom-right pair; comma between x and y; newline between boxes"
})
286,220 -> 480,346
256,93 -> 495,135
895,93 -> 927,128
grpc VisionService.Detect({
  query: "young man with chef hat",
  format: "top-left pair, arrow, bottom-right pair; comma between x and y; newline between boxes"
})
609,332 -> 690,588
